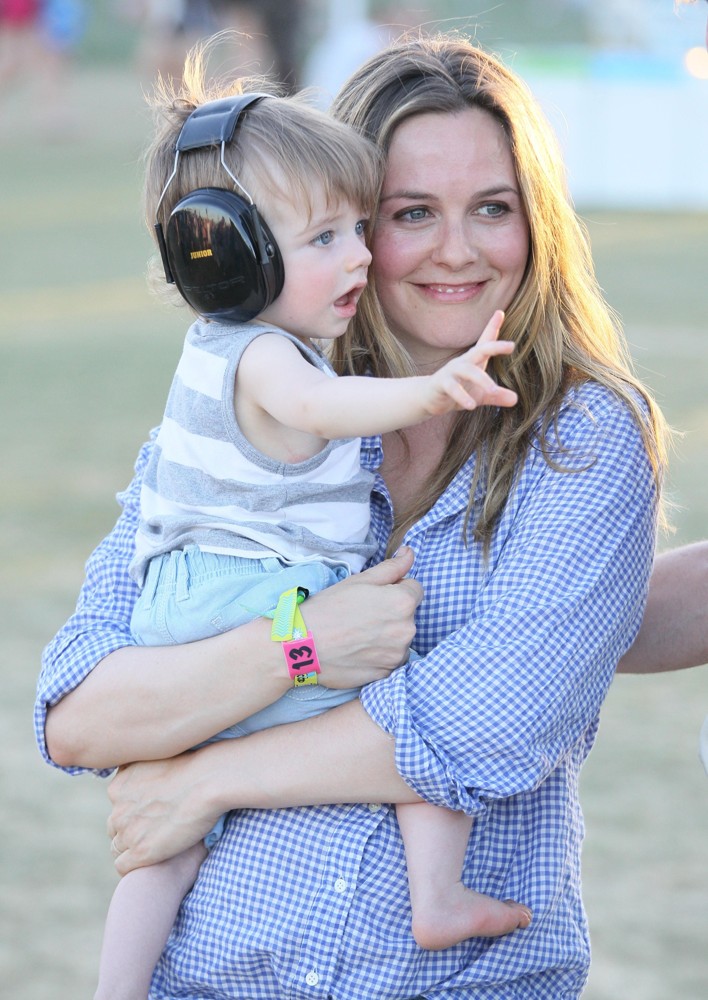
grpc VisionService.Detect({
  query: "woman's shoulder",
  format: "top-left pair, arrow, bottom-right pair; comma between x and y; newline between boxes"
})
531,379 -> 652,472
556,378 -> 649,438
561,377 -> 646,417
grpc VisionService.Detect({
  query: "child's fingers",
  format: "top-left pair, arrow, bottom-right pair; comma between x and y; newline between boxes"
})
474,309 -> 506,346
464,340 -> 515,366
445,367 -> 518,410
480,340 -> 515,357
433,327 -> 518,412
450,384 -> 518,411
458,338 -> 514,382
490,386 -> 518,408
456,341 -> 514,383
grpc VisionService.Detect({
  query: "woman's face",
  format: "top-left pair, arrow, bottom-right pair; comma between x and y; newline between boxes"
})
372,108 -> 530,370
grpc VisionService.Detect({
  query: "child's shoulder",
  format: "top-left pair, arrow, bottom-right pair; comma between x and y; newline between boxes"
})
185,318 -> 331,373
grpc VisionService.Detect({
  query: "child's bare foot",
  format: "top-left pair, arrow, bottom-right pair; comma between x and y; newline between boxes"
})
411,882 -> 532,950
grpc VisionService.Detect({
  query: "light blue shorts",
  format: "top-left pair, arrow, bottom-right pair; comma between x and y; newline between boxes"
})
131,547 -> 361,846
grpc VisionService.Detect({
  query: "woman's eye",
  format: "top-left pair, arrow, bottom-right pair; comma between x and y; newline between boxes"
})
478,202 -> 508,218
396,206 -> 430,223
312,230 -> 335,246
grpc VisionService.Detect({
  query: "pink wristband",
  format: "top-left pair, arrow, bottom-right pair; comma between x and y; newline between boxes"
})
282,632 -> 321,686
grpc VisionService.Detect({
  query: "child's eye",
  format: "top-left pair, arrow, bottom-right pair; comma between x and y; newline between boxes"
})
355,219 -> 368,237
312,230 -> 335,246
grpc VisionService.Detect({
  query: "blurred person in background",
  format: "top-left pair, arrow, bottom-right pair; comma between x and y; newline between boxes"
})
0,0 -> 87,134
126,1 -> 224,82
0,1 -> 42,99
38,0 -> 87,132
228,0 -> 307,91
303,2 -> 421,107
126,0 -> 306,91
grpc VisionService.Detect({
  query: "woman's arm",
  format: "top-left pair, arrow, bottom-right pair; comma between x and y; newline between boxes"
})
108,698 -> 419,874
101,533 -> 708,872
47,555 -> 421,770
617,542 -> 708,674
359,388 -> 662,814
107,386 -> 660,871
38,438 -> 422,772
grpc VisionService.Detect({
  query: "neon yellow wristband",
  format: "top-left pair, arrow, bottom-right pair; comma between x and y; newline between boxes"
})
271,587 -> 321,686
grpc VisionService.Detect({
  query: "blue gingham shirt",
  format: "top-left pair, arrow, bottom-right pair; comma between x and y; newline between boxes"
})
36,381 -> 658,999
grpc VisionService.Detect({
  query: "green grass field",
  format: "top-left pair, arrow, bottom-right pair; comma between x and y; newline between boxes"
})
1,64 -> 707,999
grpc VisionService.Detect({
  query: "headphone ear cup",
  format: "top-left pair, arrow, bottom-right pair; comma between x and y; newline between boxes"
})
256,211 -> 285,308
164,188 -> 284,322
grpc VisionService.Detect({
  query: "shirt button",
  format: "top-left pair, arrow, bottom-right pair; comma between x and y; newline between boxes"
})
367,803 -> 382,812
333,877 -> 347,893
305,971 -> 320,986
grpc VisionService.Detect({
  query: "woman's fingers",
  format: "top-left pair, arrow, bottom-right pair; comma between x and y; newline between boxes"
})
348,544 -> 416,586
107,754 -> 217,874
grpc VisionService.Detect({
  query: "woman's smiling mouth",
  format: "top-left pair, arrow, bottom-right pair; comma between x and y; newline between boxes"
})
418,281 -> 486,302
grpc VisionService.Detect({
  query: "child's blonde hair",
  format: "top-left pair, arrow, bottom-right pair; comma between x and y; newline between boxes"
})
143,36 -> 381,305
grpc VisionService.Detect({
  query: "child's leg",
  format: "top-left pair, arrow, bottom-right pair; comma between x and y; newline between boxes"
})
94,842 -> 207,1000
396,801 -> 532,950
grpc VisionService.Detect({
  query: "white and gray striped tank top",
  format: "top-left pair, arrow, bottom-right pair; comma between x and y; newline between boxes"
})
130,319 -> 377,586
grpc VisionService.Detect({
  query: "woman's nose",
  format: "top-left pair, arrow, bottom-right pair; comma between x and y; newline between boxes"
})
430,218 -> 478,268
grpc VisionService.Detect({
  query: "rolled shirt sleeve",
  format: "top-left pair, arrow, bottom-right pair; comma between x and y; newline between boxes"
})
361,383 -> 659,813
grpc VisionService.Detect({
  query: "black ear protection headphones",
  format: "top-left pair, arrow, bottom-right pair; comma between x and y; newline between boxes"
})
154,94 -> 285,323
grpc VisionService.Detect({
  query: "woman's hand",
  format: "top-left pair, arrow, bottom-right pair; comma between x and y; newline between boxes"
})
107,750 -> 221,875
303,545 -> 423,688
107,700 -> 421,876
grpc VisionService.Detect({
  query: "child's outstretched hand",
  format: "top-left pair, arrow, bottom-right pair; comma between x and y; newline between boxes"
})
423,310 -> 517,416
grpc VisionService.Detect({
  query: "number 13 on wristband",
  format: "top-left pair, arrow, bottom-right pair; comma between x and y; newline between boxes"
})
271,587 -> 321,686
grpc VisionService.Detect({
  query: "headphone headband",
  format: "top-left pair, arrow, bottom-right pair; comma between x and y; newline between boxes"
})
176,93 -> 270,152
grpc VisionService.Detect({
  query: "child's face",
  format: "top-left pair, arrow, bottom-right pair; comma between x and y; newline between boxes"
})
257,190 -> 372,343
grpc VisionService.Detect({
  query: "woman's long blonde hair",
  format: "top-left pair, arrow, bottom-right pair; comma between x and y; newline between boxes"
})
329,33 -> 669,551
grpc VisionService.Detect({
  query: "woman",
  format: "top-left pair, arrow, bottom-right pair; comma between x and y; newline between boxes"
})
37,34 -> 667,998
